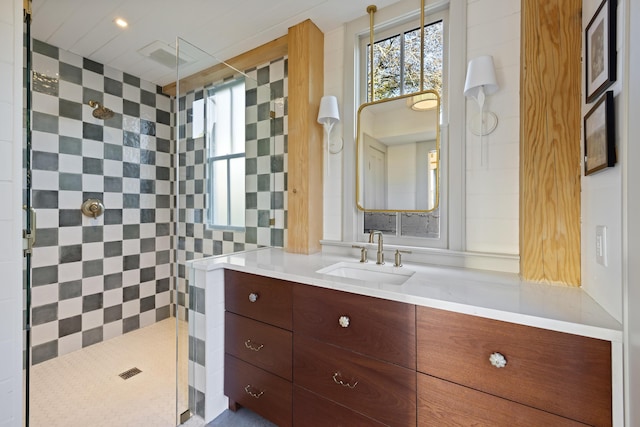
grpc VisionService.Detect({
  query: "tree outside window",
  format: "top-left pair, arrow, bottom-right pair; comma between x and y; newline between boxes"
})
367,20 -> 443,102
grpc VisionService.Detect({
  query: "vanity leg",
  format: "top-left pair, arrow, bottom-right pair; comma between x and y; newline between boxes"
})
228,399 -> 242,412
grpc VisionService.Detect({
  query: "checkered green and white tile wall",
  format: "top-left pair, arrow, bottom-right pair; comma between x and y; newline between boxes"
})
29,39 -> 173,364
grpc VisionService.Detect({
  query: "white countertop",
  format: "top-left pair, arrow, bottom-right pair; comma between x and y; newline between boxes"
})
189,247 -> 623,342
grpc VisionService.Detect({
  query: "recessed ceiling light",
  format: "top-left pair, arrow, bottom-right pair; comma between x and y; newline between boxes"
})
114,18 -> 128,28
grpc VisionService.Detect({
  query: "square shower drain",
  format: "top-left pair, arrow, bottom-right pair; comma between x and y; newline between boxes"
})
119,367 -> 142,380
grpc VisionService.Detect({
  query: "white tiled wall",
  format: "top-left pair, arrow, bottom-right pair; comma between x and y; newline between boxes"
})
465,0 -> 520,254
322,26 -> 345,242
0,0 -> 24,424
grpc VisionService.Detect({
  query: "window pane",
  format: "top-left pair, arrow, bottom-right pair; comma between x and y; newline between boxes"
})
211,160 -> 228,226
229,157 -> 245,227
400,211 -> 439,238
364,212 -> 397,234
422,21 -> 444,95
211,88 -> 232,156
403,28 -> 422,94
231,83 -> 246,154
368,35 -> 402,101
192,98 -> 204,138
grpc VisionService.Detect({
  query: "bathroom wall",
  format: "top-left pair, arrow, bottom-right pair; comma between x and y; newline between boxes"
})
0,0 -> 25,422
580,0 -> 624,322
28,39 -> 173,364
182,57 -> 289,418
464,0 -> 520,255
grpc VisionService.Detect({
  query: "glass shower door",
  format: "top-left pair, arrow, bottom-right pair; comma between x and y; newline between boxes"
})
175,36 -> 282,424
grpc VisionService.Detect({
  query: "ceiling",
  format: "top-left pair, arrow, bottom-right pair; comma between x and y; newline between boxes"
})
31,0 -> 401,87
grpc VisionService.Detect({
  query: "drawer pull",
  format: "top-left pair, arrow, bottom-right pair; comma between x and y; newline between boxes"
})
332,372 -> 358,389
248,292 -> 259,303
244,384 -> 264,399
244,339 -> 264,351
489,352 -> 507,368
338,315 -> 350,328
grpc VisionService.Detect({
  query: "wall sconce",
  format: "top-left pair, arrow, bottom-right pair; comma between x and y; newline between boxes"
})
317,95 -> 343,154
464,55 -> 499,136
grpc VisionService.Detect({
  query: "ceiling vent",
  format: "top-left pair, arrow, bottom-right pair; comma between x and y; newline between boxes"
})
138,40 -> 202,69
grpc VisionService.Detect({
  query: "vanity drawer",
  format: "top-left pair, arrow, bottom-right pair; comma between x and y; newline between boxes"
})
225,312 -> 292,380
293,284 -> 416,369
225,270 -> 293,330
417,306 -> 612,426
224,354 -> 292,427
293,385 -> 386,427
418,373 -> 589,426
294,334 -> 416,426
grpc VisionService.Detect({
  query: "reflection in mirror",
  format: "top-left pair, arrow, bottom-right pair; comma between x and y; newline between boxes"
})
356,90 -> 439,212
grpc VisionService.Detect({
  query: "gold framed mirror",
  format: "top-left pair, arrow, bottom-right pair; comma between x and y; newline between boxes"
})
356,90 -> 440,212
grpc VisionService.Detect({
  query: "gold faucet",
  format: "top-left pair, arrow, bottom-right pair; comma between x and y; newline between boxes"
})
368,230 -> 384,265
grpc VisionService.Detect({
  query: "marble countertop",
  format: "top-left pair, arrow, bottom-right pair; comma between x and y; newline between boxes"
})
189,247 -> 623,342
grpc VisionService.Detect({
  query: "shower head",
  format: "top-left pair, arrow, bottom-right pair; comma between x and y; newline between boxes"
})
88,100 -> 115,120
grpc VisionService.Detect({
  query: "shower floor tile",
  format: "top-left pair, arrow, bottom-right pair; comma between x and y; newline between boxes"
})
28,318 -> 189,427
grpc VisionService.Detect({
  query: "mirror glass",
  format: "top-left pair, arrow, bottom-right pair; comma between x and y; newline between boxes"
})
356,90 -> 439,212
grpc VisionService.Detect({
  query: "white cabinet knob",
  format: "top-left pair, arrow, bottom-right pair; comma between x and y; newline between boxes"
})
248,292 -> 259,303
338,315 -> 350,328
489,352 -> 507,368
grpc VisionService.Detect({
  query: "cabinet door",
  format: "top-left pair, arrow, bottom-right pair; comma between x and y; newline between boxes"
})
293,386 -> 386,427
224,354 -> 292,427
418,374 -> 589,427
294,283 -> 416,369
294,335 -> 416,426
225,312 -> 292,380
417,306 -> 612,426
225,270 -> 293,330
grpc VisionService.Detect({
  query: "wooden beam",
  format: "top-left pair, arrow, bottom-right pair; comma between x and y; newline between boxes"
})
286,20 -> 324,254
520,0 -> 582,285
162,35 -> 289,96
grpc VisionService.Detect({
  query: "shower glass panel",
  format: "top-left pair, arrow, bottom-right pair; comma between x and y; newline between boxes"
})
175,36 -> 285,423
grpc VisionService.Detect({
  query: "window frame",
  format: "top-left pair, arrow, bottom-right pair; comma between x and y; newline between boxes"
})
205,78 -> 246,231
356,6 -> 450,249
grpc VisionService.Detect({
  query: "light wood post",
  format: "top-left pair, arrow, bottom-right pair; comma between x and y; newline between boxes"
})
287,20 -> 324,254
520,0 -> 582,285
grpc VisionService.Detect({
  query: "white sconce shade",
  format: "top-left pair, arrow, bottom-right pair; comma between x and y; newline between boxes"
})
317,95 -> 343,154
464,55 -> 499,138
464,55 -> 499,103
317,96 -> 340,127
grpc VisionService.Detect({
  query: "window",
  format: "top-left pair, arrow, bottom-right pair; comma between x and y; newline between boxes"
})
366,20 -> 444,101
359,10 -> 447,245
206,79 -> 246,229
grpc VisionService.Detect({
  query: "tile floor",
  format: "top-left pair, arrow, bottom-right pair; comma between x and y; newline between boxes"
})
28,318 -> 189,427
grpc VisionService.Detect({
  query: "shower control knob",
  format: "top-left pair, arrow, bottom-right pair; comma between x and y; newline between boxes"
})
248,292 -> 259,303
81,199 -> 105,219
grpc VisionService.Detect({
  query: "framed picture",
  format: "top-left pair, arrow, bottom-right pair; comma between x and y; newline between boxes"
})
584,91 -> 615,176
585,0 -> 616,103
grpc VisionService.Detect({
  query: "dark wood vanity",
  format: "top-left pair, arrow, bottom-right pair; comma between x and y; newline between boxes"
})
222,269 -> 613,426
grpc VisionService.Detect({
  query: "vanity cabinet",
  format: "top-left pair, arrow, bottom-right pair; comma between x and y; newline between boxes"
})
221,269 -> 613,426
223,270 -> 293,426
417,306 -> 612,426
293,284 -> 417,425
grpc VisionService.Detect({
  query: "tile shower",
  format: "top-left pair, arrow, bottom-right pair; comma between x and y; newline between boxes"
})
27,36 -> 288,420
29,39 -> 174,364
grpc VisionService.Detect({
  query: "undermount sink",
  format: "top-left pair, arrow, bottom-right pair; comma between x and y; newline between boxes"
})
316,262 -> 415,285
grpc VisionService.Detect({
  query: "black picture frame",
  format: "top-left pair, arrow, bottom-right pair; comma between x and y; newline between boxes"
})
584,91 -> 615,176
585,0 -> 616,103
